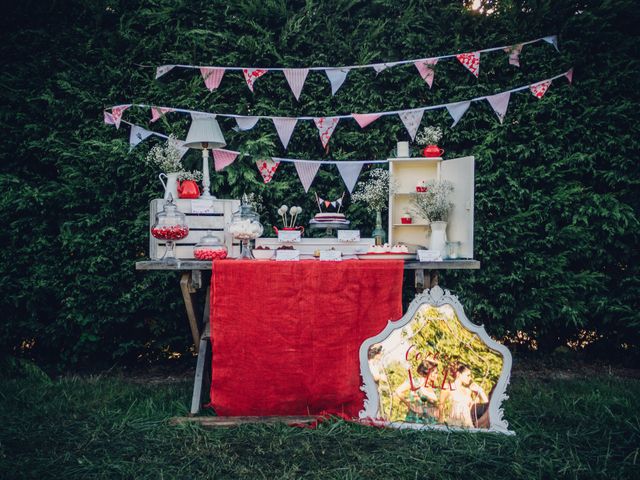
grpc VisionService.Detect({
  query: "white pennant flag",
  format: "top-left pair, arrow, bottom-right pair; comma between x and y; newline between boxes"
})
129,125 -> 154,150
414,59 -> 438,88
325,68 -> 349,95
314,117 -> 340,149
294,161 -> 321,192
155,65 -> 175,79
169,138 -> 189,160
486,92 -> 511,124
272,117 -> 298,149
200,67 -> 225,91
398,109 -> 424,140
336,162 -> 363,193
283,68 -> 309,101
352,113 -> 382,128
213,149 -> 239,172
372,63 -> 389,74
235,117 -> 260,131
543,35 -> 559,51
446,101 -> 471,127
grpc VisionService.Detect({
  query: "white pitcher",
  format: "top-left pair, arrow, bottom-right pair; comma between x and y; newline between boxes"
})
429,221 -> 448,255
159,172 -> 179,201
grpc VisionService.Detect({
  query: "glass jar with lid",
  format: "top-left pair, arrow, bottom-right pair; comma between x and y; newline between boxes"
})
151,194 -> 189,264
229,196 -> 264,259
193,231 -> 228,261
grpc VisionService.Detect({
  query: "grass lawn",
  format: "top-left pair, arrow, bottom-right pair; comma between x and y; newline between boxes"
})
0,365 -> 638,479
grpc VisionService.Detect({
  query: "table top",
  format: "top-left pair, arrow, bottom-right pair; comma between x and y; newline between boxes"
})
135,259 -> 480,271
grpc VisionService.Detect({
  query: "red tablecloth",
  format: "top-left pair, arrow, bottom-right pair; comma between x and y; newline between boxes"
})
209,259 -> 403,417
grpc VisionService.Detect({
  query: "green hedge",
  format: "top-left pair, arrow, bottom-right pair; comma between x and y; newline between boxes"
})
0,0 -> 638,368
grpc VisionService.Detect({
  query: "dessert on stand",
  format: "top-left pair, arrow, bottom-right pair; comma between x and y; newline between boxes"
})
309,192 -> 350,234
357,243 -> 414,260
150,194 -> 190,265
229,196 -> 264,259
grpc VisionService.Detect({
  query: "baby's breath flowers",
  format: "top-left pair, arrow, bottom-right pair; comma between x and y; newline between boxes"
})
415,126 -> 443,146
410,179 -> 454,222
351,169 -> 391,213
144,135 -> 185,173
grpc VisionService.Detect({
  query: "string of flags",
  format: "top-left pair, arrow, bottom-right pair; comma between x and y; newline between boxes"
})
106,67 -> 573,150
154,35 -> 559,99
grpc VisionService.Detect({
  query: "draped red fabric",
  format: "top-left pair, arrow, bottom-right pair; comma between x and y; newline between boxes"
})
209,259 -> 404,417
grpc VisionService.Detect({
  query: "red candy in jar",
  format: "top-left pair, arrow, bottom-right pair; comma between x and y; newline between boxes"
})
194,249 -> 228,260
151,225 -> 190,240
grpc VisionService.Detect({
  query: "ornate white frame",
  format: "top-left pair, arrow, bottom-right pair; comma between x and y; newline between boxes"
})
359,286 -> 514,435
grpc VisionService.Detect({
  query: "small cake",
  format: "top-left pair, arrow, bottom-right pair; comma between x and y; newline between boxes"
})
390,244 -> 409,254
312,212 -> 348,223
367,244 -> 391,254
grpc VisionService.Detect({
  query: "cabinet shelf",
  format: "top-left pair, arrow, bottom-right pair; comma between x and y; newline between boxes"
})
392,223 -> 429,227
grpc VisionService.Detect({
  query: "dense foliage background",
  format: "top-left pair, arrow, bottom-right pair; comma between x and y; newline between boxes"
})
0,0 -> 638,369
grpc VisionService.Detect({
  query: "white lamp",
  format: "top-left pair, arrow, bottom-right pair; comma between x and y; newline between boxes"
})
184,113 -> 226,199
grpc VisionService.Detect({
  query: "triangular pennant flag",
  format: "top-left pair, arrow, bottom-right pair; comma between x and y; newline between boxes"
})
317,197 -> 324,206
243,68 -> 267,92
486,92 -> 511,124
352,113 -> 382,128
398,109 -> 424,141
103,111 -> 115,125
256,159 -> 280,183
325,68 -> 349,95
336,162 -> 363,193
129,125 -> 154,150
331,201 -> 337,208
110,105 -> 129,129
212,149 -> 239,172
200,67 -> 225,91
565,68 -> 574,84
337,198 -> 342,207
414,58 -> 438,88
530,80 -> 552,98
155,65 -> 175,79
151,107 -> 174,123
372,63 -> 388,74
324,200 -> 331,208
446,101 -> 471,127
169,138 -> 189,160
504,44 -> 523,67
272,117 -> 298,149
456,52 -> 481,78
313,117 -> 340,149
294,161 -> 321,192
543,35 -> 559,51
283,68 -> 309,101
235,116 -> 260,131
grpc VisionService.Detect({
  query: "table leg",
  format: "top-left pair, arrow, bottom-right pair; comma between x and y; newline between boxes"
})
190,286 -> 211,415
414,269 -> 431,293
180,271 -> 201,351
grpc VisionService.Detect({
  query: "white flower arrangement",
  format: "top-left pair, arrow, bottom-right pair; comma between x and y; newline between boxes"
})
351,168 -> 390,213
415,126 -> 443,146
277,205 -> 303,228
145,135 -> 184,173
411,179 -> 454,222
177,170 -> 203,182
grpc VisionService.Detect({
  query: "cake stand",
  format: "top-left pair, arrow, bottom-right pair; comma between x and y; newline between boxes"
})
308,220 -> 351,237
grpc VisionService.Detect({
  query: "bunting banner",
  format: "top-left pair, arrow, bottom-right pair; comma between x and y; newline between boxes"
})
530,80 -> 552,98
415,58 -> 438,88
235,116 -> 260,131
273,117 -> 298,149
352,113 -> 381,128
283,68 -> 309,101
256,158 -> 280,183
169,137 -> 190,160
398,109 -> 424,140
314,117 -> 340,149
486,92 -> 511,124
200,67 -> 225,91
543,35 -> 559,51
110,105 -> 129,129
456,52 -> 480,78
446,101 -> 471,127
155,65 -> 175,79
505,44 -> 523,67
151,107 -> 174,122
103,111 -> 115,125
129,125 -> 154,150
243,68 -> 267,92
317,196 -> 343,208
294,161 -> 321,192
336,162 -> 363,193
213,149 -> 239,172
325,68 -> 349,95
565,68 -> 574,84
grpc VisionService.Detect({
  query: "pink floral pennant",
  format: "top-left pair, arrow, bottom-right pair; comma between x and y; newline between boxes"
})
283,68 -> 309,101
504,44 -> 523,67
565,68 -> 574,84
151,107 -> 174,123
243,68 -> 268,92
313,117 -> 340,149
213,149 -> 239,172
414,58 -> 438,88
256,158 -> 280,183
110,105 -> 129,129
103,111 -> 115,125
456,52 -> 480,78
200,67 -> 225,91
530,80 -> 552,98
351,113 -> 381,128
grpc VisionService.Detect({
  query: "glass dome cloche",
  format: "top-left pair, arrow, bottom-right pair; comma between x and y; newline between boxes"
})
151,194 -> 189,264
229,194 -> 264,259
193,231 -> 228,261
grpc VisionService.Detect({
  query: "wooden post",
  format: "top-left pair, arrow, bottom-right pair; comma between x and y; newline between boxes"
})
180,271 -> 201,350
414,269 -> 431,293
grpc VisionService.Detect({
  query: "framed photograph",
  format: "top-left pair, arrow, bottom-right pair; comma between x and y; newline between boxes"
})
359,286 -> 513,434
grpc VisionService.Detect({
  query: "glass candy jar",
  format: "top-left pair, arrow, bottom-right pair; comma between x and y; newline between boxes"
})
151,194 -> 189,264
193,231 -> 228,261
229,199 -> 263,259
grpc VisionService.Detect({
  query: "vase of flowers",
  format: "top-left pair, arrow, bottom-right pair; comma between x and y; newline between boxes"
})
177,170 -> 203,199
145,135 -> 187,200
352,168 -> 390,245
410,179 -> 454,253
416,126 -> 444,158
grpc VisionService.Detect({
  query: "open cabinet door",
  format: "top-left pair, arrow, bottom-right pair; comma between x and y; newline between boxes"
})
441,156 -> 475,258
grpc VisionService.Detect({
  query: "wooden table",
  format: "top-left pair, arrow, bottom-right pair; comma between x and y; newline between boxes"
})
135,259 -> 480,414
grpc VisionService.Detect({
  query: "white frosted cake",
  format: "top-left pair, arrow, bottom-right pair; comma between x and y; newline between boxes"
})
312,212 -> 349,224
